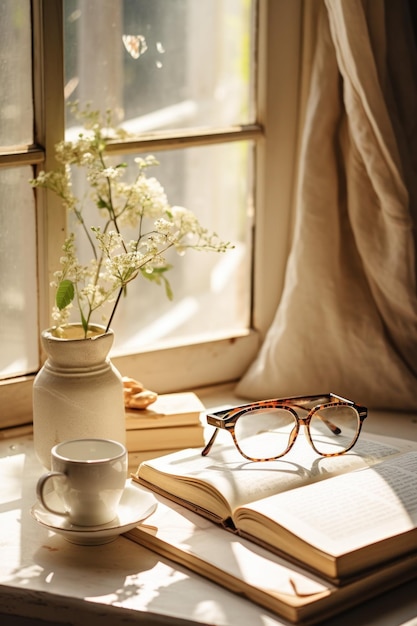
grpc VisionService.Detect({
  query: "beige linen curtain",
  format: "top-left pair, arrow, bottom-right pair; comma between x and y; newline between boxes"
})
237,0 -> 417,409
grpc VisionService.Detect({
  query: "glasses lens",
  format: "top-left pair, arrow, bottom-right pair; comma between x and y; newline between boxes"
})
309,405 -> 360,455
234,408 -> 297,460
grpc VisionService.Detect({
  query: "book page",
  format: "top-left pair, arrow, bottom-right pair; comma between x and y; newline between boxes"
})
138,432 -> 416,515
133,496 -> 331,596
237,452 -> 417,556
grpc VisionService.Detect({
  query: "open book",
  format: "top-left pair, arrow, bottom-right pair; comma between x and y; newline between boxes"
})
132,432 -> 417,583
125,490 -> 417,625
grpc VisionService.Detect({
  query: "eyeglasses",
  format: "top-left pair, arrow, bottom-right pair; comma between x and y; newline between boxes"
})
202,393 -> 368,461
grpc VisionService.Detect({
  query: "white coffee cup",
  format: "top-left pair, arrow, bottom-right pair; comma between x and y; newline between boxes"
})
36,438 -> 127,526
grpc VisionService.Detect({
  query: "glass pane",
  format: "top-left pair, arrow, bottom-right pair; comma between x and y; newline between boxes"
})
0,167 -> 39,378
64,0 -> 254,131
61,141 -> 252,354
113,141 -> 252,353
0,0 -> 33,146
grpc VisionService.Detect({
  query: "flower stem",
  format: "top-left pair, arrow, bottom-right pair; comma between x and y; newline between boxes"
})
106,286 -> 124,332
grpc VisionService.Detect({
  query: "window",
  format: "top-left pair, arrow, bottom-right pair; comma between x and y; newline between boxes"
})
0,1 -> 38,378
0,0 -> 299,428
63,0 -> 256,355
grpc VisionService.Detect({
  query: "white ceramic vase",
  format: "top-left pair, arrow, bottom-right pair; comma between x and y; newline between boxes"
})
33,324 -> 126,469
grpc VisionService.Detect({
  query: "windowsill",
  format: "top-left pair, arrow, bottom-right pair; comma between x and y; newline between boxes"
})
1,385 -> 417,626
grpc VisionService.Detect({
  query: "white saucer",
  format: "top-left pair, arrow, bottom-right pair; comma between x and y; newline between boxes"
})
30,480 -> 157,545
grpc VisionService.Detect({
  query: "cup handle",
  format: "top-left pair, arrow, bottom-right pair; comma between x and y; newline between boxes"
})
36,471 -> 68,516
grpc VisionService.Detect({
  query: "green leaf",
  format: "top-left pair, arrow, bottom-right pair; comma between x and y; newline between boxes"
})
162,275 -> 174,301
97,196 -> 110,210
80,309 -> 89,335
56,280 -> 75,310
140,266 -> 174,301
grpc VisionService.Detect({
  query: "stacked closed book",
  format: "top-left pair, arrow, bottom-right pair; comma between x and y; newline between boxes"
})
125,392 -> 205,468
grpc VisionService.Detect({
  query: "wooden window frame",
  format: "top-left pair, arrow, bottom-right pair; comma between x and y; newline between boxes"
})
0,0 -> 304,430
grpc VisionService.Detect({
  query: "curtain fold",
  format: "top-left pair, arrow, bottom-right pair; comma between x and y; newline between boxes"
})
237,0 -> 417,409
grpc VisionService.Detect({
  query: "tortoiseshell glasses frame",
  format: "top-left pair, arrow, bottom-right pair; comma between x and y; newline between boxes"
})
201,392 -> 368,461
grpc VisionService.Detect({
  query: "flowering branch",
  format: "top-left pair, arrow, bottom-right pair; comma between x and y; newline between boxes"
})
30,103 -> 233,338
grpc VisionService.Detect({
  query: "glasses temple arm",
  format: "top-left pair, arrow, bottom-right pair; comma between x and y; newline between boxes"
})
318,414 -> 342,435
201,428 -> 219,456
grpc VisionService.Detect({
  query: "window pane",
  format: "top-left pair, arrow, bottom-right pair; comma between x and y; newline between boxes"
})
0,167 -> 39,378
63,141 -> 252,354
64,0 -> 254,131
112,142 -> 252,353
0,0 -> 33,146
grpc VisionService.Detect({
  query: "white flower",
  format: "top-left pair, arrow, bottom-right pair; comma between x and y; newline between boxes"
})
30,103 -> 233,336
